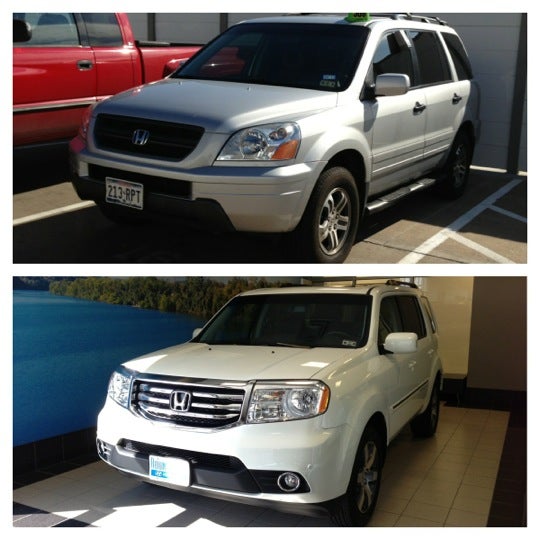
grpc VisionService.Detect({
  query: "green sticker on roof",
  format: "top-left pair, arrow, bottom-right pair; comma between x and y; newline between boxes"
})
346,13 -> 371,22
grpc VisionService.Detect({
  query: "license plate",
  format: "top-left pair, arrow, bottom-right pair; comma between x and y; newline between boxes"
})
105,177 -> 144,210
149,455 -> 190,486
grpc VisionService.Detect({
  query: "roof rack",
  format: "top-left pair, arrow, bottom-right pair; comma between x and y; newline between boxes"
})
385,279 -> 418,289
370,13 -> 447,26
303,277 -> 419,289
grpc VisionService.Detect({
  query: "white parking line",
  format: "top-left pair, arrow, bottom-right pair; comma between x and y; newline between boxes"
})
398,178 -> 525,263
13,201 -> 96,227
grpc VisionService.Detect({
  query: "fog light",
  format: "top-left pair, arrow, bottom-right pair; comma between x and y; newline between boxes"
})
277,472 -> 301,492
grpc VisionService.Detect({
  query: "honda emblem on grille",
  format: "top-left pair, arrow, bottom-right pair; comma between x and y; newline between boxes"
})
170,391 -> 192,412
132,129 -> 150,146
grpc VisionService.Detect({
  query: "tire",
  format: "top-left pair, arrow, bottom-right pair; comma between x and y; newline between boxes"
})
330,425 -> 383,527
410,379 -> 440,437
294,166 -> 360,263
437,131 -> 473,199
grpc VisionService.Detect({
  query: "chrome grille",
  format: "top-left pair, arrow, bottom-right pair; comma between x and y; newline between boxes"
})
131,379 -> 246,428
94,114 -> 204,161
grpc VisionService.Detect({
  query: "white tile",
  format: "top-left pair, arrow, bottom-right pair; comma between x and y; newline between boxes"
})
92,502 -> 184,527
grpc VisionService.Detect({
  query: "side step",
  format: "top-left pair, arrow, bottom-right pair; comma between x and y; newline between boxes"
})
366,177 -> 437,214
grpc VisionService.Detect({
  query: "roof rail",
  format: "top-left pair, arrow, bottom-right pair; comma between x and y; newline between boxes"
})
385,279 -> 418,289
371,13 -> 447,26
305,277 -> 359,287
303,277 -> 419,289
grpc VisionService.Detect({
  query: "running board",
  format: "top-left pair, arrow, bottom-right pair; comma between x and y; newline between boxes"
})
366,177 -> 437,214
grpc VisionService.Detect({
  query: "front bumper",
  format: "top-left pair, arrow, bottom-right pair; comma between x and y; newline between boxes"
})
70,143 -> 323,233
97,397 -> 351,510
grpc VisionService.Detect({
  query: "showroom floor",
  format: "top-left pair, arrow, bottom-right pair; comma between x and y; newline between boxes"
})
13,405 -> 522,527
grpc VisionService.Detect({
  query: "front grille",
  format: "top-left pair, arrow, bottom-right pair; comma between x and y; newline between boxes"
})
119,439 -> 244,470
94,114 -> 204,161
131,379 -> 246,428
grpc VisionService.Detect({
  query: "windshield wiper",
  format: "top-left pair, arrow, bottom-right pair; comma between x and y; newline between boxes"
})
275,342 -> 312,349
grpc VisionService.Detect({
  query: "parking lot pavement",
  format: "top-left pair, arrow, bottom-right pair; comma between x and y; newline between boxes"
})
13,161 -> 526,264
348,170 -> 526,264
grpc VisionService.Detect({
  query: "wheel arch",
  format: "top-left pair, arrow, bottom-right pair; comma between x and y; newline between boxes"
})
324,149 -> 368,209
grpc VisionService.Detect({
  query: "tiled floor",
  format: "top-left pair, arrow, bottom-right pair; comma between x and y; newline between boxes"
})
13,405 -> 515,527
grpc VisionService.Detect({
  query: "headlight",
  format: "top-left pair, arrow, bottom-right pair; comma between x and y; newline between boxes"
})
247,381 -> 330,423
107,367 -> 133,408
216,122 -> 301,161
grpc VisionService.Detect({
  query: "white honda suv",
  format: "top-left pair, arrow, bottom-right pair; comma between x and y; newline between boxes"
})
97,280 -> 443,526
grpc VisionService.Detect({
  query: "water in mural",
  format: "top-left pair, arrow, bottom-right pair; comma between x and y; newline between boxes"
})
13,290 -> 204,446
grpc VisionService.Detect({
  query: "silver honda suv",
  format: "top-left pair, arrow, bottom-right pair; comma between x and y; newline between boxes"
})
71,13 -> 480,263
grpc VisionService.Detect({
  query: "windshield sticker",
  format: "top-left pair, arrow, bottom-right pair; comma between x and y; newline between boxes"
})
320,79 -> 337,88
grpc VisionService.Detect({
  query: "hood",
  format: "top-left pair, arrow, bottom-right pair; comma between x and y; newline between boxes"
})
123,342 -> 347,381
96,79 -> 338,133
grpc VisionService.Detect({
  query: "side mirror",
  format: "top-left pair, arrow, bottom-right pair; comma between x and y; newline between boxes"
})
13,19 -> 32,43
383,332 -> 417,354
192,328 -> 202,339
375,73 -> 410,97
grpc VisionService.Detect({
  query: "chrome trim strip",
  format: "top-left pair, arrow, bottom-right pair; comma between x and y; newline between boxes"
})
14,99 -> 96,114
392,379 -> 429,410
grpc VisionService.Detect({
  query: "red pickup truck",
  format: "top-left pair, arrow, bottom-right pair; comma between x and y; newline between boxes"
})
13,13 -> 200,147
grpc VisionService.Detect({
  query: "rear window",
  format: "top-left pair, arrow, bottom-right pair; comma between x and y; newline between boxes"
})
175,23 -> 369,92
81,13 -> 123,47
443,33 -> 473,80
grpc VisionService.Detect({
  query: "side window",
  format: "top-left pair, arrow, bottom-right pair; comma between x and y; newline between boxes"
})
443,33 -> 473,80
409,31 -> 452,85
81,13 -> 123,46
396,296 -> 427,338
379,295 -> 427,346
378,297 -> 402,345
371,31 -> 415,85
421,297 -> 437,333
13,13 -> 79,46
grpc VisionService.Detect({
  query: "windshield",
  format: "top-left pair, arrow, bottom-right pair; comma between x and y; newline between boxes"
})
193,293 -> 372,349
172,22 -> 369,92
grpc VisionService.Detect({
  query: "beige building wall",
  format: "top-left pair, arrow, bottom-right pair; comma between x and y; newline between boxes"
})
419,277 -> 474,378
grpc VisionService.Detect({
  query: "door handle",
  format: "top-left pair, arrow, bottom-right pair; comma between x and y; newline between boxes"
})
413,102 -> 426,114
77,60 -> 93,70
452,93 -> 463,104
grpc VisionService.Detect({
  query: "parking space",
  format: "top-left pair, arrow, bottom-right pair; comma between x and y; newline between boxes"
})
13,147 -> 526,264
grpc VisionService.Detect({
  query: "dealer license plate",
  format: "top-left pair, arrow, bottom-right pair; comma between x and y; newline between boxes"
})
105,177 -> 144,210
149,455 -> 190,486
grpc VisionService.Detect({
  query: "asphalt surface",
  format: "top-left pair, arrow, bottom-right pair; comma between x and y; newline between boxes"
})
13,145 -> 527,265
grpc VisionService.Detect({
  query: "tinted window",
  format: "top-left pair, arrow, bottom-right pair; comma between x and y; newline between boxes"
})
396,296 -> 426,338
378,295 -> 426,345
176,23 -> 369,92
372,31 -> 415,84
13,13 -> 79,46
82,13 -> 123,46
409,31 -> 452,85
443,33 -> 473,80
379,296 -> 402,344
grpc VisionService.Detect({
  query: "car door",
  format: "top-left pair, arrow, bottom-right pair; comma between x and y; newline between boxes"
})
13,13 -> 97,145
408,29 -> 460,171
365,30 -> 427,196
378,294 -> 433,437
80,13 -> 139,99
